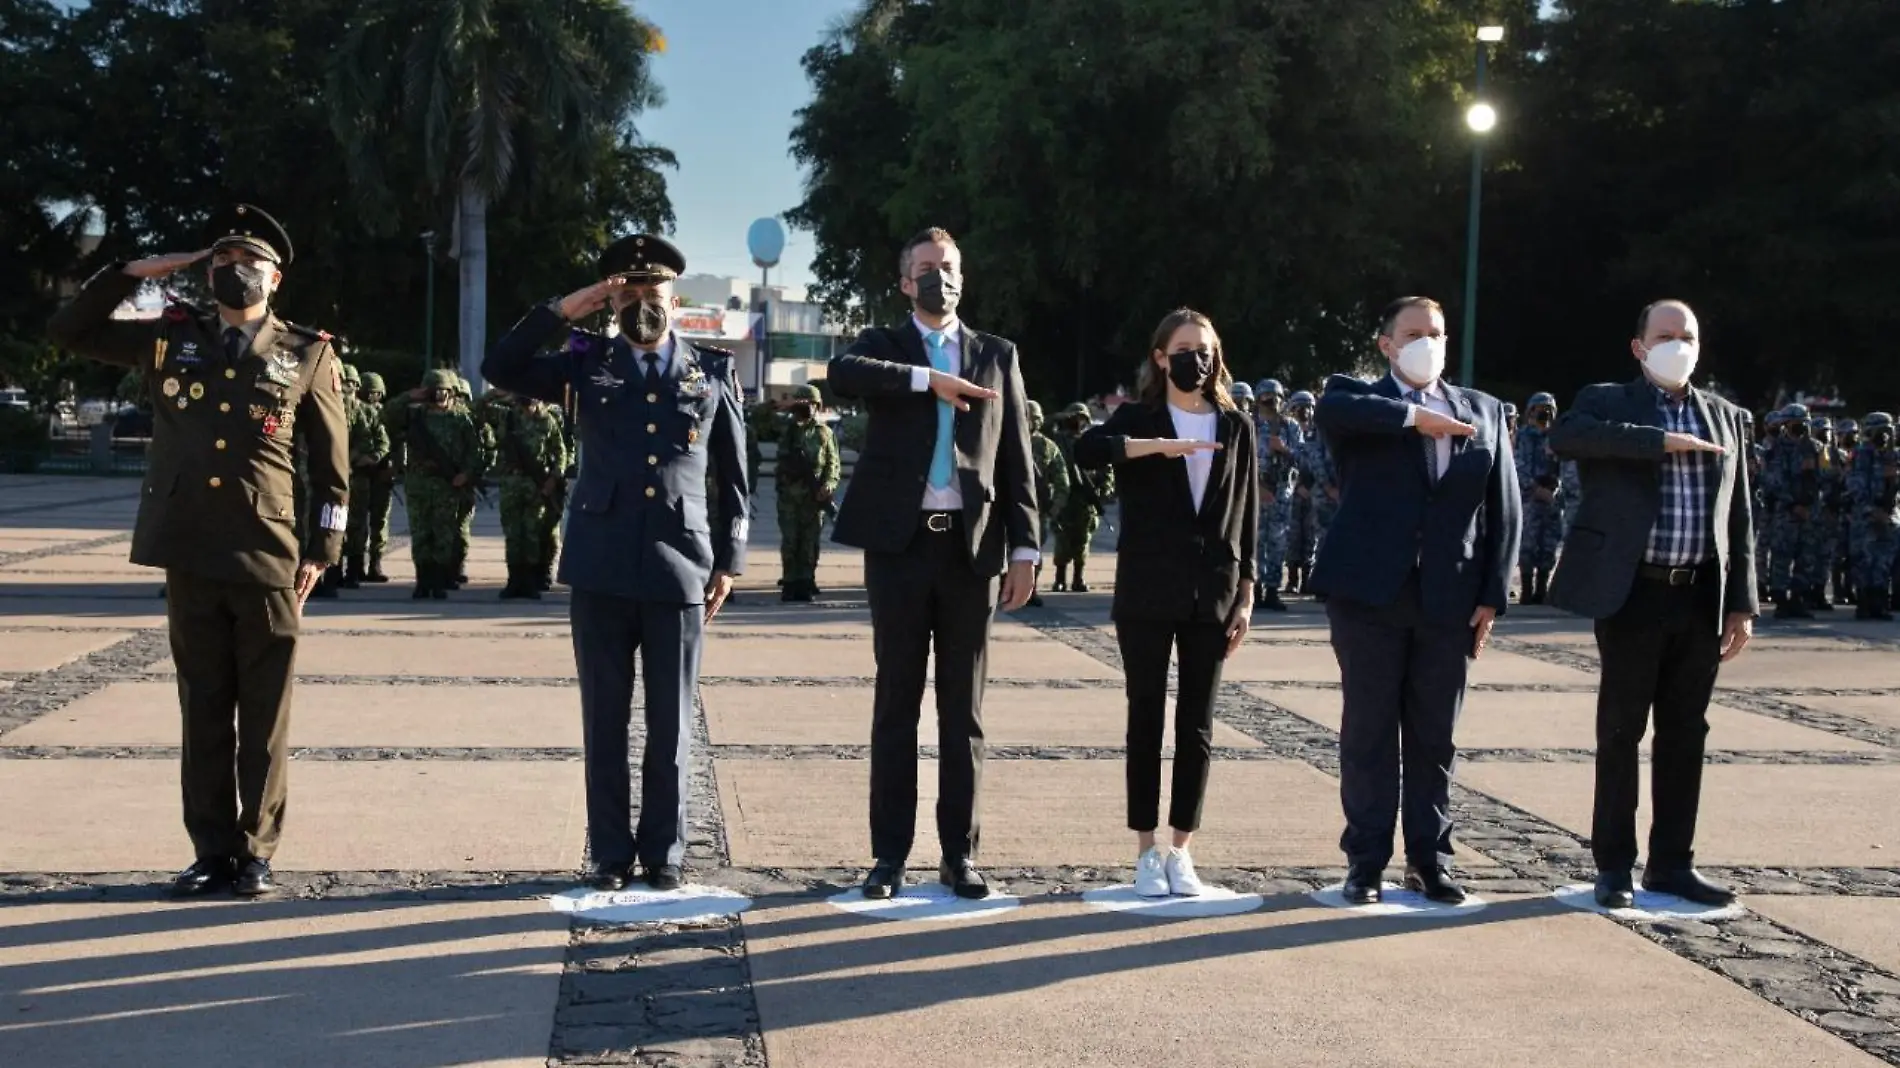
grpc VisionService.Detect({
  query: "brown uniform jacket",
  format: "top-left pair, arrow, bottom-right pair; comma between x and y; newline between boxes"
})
47,266 -> 349,587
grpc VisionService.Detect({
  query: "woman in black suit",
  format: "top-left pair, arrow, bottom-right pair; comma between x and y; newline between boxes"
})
1075,307 -> 1259,897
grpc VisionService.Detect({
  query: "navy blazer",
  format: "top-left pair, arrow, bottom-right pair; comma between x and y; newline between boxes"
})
1308,374 -> 1521,624
483,302 -> 749,604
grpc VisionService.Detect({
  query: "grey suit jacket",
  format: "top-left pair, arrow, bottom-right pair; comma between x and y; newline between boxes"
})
1546,376 -> 1758,632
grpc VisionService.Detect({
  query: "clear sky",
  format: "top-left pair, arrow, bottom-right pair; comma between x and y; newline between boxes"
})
635,0 -> 859,289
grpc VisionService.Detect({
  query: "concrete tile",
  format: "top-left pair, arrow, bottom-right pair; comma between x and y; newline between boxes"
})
699,635 -> 1118,681
1783,694 -> 1900,734
0,629 -> 129,672
0,553 -> 152,575
1218,643 -> 1593,686
1459,763 -> 1900,867
1748,897 -> 1900,976
0,760 -> 584,872
1248,687 -> 1881,752
149,633 -> 577,679
0,900 -> 564,1068
3,682 -> 581,749
1716,649 -> 1900,690
703,685 -> 1259,749
0,601 -> 167,629
746,898 -> 1881,1068
717,758 -> 1491,869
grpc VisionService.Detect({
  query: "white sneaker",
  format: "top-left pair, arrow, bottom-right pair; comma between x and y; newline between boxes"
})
1134,847 -> 1170,897
1165,848 -> 1207,897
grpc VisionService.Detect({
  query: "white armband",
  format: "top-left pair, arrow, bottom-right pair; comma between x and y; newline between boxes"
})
319,503 -> 348,532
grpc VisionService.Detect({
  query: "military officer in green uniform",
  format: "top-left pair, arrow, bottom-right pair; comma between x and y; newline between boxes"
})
352,371 -> 396,583
46,203 -> 348,898
446,374 -> 488,588
775,384 -> 840,601
1051,401 -> 1113,592
384,369 -> 486,598
1024,400 -> 1070,607
341,364 -> 391,587
495,390 -> 572,599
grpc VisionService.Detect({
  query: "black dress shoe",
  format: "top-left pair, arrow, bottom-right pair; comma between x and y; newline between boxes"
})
939,858 -> 990,900
1642,867 -> 1735,906
862,860 -> 905,900
1403,865 -> 1467,905
644,864 -> 684,892
587,864 -> 631,892
233,857 -> 275,897
1594,869 -> 1636,909
170,857 -> 233,897
1342,864 -> 1383,905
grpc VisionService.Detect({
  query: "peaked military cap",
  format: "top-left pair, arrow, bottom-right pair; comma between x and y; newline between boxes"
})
206,203 -> 293,265
598,233 -> 685,283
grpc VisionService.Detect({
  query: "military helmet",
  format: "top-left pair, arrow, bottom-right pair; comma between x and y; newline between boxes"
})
1762,408 -> 1784,429
790,384 -> 821,403
1060,402 -> 1092,419
1503,402 -> 1519,417
1289,390 -> 1316,409
422,368 -> 458,390
452,375 -> 472,398
1528,391 -> 1556,409
359,371 -> 386,395
1811,415 -> 1832,431
1025,400 -> 1044,424
1255,378 -> 1286,398
1864,412 -> 1895,430
1781,402 -> 1810,422
340,363 -> 361,386
1228,381 -> 1254,402
1836,417 -> 1859,435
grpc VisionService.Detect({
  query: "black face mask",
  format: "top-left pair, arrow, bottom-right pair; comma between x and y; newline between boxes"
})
791,403 -> 814,421
913,269 -> 960,317
1872,430 -> 1893,449
1167,349 -> 1213,394
212,262 -> 270,309
1534,411 -> 1553,425
619,298 -> 670,345
430,389 -> 451,406
1786,424 -> 1809,440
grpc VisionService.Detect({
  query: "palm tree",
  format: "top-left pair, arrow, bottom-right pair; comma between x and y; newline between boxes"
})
327,0 -> 667,388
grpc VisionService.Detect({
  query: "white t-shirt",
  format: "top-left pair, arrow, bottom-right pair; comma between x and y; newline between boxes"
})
1169,403 -> 1219,512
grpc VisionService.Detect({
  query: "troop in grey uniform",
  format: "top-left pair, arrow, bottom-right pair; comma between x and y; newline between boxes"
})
1252,378 -> 1303,611
484,233 -> 749,892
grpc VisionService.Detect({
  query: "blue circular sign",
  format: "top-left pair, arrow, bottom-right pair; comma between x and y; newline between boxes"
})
746,217 -> 785,268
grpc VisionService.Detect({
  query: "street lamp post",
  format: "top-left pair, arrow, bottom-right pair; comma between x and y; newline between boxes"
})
1460,25 -> 1504,388
420,229 -> 438,376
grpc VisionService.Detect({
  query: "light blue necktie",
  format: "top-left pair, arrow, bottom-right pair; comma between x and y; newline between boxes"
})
927,330 -> 955,489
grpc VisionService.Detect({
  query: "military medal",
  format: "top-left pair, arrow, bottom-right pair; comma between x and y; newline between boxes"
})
262,413 -> 280,437
188,382 -> 205,400
176,397 -> 188,409
161,378 -> 181,398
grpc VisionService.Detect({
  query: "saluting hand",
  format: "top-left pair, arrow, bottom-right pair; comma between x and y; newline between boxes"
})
1664,432 -> 1725,455
123,249 -> 212,279
1414,408 -> 1478,439
1128,438 -> 1222,460
927,369 -> 998,412
558,278 -> 627,321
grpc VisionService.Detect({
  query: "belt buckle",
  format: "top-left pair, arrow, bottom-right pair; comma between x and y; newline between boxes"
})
1667,567 -> 1693,586
925,512 -> 952,533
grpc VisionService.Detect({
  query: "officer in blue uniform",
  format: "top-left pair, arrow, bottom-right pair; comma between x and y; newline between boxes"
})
484,234 -> 749,892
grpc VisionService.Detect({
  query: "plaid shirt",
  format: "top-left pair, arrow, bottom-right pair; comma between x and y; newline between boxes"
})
1645,387 -> 1716,566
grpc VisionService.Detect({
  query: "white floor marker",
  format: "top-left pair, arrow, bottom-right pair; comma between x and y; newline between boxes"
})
549,884 -> 753,924
1081,884 -> 1265,919
827,881 -> 1021,922
1553,884 -> 1745,922
1309,882 -> 1489,917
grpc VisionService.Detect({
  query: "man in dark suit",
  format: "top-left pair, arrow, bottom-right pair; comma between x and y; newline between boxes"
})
1547,299 -> 1755,909
484,234 -> 749,892
828,227 -> 1039,900
1310,296 -> 1521,905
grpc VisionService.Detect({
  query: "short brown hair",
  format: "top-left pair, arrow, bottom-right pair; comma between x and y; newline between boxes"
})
1136,307 -> 1236,411
1378,296 -> 1444,337
899,227 -> 957,278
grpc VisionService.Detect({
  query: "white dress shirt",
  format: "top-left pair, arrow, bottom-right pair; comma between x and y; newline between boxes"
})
1169,402 -> 1219,511
905,314 -> 1037,565
1395,374 -> 1453,480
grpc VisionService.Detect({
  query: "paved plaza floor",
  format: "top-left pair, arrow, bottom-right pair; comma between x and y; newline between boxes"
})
2,473 -> 1899,1067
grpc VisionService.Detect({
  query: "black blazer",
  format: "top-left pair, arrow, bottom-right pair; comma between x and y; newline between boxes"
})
1546,376 -> 1758,631
826,320 -> 1038,577
1308,374 -> 1521,624
1074,401 -> 1259,624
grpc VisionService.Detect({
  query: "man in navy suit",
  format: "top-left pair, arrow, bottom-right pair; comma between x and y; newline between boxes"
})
1310,296 -> 1522,905
484,234 -> 749,893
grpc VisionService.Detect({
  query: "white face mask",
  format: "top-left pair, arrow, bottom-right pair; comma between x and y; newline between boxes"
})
1393,336 -> 1446,387
1642,339 -> 1699,389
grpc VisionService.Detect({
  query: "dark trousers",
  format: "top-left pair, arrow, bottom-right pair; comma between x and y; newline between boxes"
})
164,569 -> 298,862
1591,565 -> 1722,872
1115,618 -> 1226,833
570,589 -> 702,869
1327,575 -> 1471,870
864,517 -> 998,863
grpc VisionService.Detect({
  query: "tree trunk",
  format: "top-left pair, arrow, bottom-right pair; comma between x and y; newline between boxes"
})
457,181 -> 488,392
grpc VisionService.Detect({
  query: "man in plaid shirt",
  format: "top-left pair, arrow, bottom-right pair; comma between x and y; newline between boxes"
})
1547,300 -> 1759,911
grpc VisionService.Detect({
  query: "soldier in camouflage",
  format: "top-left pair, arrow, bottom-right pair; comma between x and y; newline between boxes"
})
1754,409 -> 1780,601
353,372 -> 395,582
383,369 -> 487,599
1765,403 -> 1821,619
1835,417 -> 1860,604
1051,402 -> 1113,592
1503,401 -> 1519,439
341,363 -> 390,588
1023,400 -> 1070,608
1252,378 -> 1302,611
493,391 -> 571,599
1298,405 -> 1340,588
1514,392 -> 1565,604
1807,415 -> 1846,612
1285,389 -> 1320,594
775,385 -> 840,602
446,374 -> 491,589
1848,412 -> 1899,620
